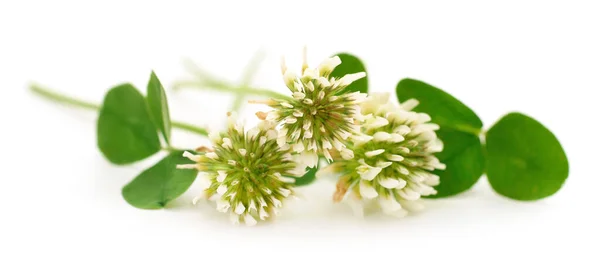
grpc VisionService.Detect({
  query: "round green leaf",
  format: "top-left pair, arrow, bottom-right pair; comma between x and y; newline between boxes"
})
147,71 -> 172,145
486,112 -> 568,201
428,129 -> 485,198
122,151 -> 198,209
97,84 -> 161,165
396,78 -> 482,132
396,78 -> 485,197
330,53 -> 368,94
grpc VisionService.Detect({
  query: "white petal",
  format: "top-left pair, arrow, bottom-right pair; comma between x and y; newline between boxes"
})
322,140 -> 333,150
217,184 -> 228,195
373,132 -> 391,142
400,200 -> 425,212
278,188 -> 291,197
293,110 -> 304,117
292,142 -> 305,153
332,139 -> 345,151
338,72 -> 367,87
365,149 -> 385,157
316,162 -> 343,177
389,134 -> 405,143
248,200 -> 257,212
323,149 -> 333,162
340,148 -> 354,160
266,129 -> 278,140
305,81 -> 315,91
247,127 -> 260,140
206,152 -> 218,159
379,178 -> 401,189
272,197 -> 282,208
424,174 -> 441,186
238,149 -> 247,156
386,154 -> 404,162
285,117 -> 298,124
359,166 -> 382,181
394,125 -> 411,135
396,178 -> 408,189
400,99 -> 419,111
359,181 -> 379,199
229,213 -> 240,225
317,56 -> 342,76
259,136 -> 267,146
376,161 -> 393,168
244,214 -> 257,226
182,151 -> 201,162
258,197 -> 267,207
266,111 -> 279,120
208,131 -> 221,144
217,171 -> 227,183
379,196 -> 402,213
398,188 -> 420,201
346,192 -> 364,218
302,98 -> 313,105
222,138 -> 233,149
259,207 -> 269,220
216,200 -> 231,213
292,92 -> 306,99
367,117 -> 389,129
234,202 -> 246,215
176,164 -> 197,169
281,102 -> 294,108
298,152 -> 318,167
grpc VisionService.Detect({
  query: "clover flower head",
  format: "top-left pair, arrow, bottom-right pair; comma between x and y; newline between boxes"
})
178,112 -> 306,226
321,93 -> 446,218
255,50 -> 367,167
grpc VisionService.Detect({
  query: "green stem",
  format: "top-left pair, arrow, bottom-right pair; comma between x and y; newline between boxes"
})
173,80 -> 291,101
30,84 -> 209,136
30,84 -> 100,110
171,121 -> 208,136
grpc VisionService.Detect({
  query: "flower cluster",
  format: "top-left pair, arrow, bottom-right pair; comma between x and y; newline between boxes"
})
320,93 -> 445,217
178,113 -> 306,226
256,53 -> 366,166
182,52 -> 445,225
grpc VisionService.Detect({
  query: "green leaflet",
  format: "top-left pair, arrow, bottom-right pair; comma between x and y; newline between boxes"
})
146,71 -> 172,145
330,53 -> 368,94
97,84 -> 161,165
396,78 -> 485,197
486,112 -> 569,200
122,151 -> 198,209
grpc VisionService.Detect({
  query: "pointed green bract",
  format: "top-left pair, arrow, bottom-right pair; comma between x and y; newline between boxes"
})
292,165 -> 319,187
486,112 -> 568,201
330,53 -> 368,94
146,71 -> 172,145
97,84 -> 161,165
396,78 -> 485,197
122,151 -> 198,209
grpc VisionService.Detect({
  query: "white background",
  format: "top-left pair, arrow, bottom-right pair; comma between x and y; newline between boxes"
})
1,1 -> 599,259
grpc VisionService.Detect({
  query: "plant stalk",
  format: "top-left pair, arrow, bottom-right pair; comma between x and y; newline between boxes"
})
30,84 -> 209,136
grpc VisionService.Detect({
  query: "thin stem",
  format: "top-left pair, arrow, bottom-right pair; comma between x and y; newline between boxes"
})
30,85 -> 209,136
171,121 -> 209,136
173,80 -> 291,101
30,84 -> 100,110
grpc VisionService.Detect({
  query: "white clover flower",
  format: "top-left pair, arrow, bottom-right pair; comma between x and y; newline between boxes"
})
178,113 -> 305,226
254,50 -> 367,167
321,93 -> 446,218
